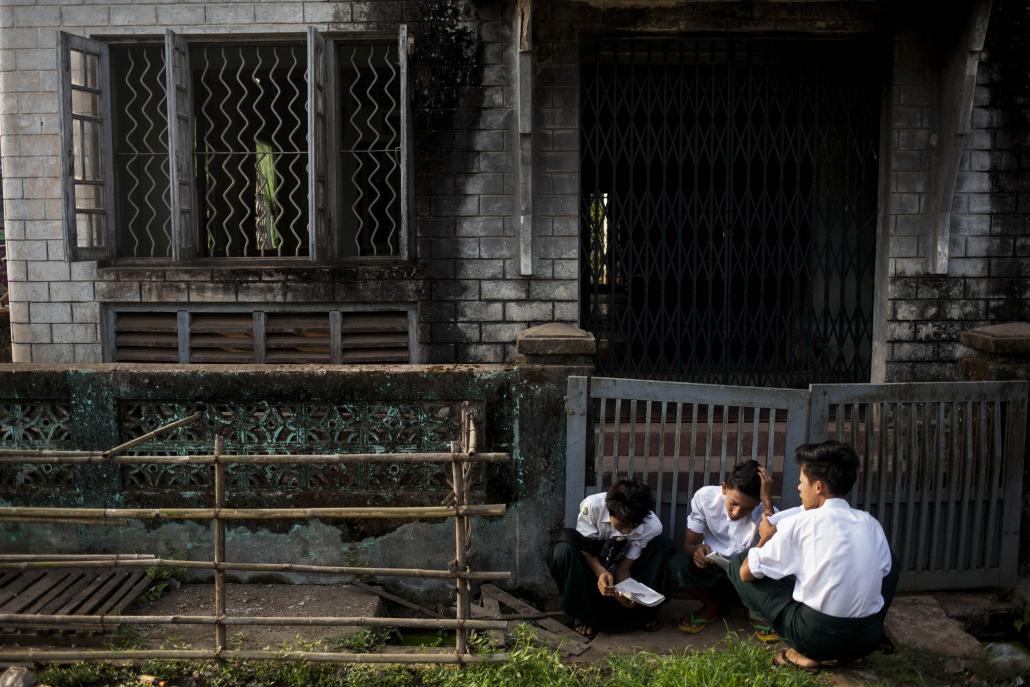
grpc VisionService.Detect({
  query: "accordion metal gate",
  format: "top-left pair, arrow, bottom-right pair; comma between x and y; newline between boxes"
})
580,37 -> 884,387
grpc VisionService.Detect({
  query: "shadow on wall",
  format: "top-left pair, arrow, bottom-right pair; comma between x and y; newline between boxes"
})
0,311 -> 9,363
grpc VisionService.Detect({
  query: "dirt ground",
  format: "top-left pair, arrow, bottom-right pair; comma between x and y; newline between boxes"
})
130,583 -> 384,650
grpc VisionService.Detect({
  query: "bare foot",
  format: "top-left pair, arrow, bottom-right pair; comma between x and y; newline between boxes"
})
774,647 -> 821,671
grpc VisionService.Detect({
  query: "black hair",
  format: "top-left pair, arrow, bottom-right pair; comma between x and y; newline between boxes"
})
605,479 -> 655,528
724,459 -> 761,500
795,441 -> 859,497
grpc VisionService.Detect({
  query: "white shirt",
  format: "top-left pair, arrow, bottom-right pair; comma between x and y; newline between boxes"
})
575,491 -> 663,560
686,485 -> 771,557
747,498 -> 892,618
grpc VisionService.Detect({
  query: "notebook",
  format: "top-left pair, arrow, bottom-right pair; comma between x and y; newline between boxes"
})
613,578 -> 666,607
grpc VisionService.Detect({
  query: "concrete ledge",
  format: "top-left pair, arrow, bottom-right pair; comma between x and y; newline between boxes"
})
515,323 -> 597,362
959,322 -> 1030,356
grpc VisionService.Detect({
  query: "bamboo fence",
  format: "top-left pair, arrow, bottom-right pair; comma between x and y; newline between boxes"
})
0,402 -> 512,665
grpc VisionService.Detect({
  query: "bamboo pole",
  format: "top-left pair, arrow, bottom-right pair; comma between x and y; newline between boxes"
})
452,417 -> 471,658
0,451 -> 510,465
0,517 -> 130,526
0,649 -> 510,665
0,614 -> 508,631
0,554 -> 155,561
0,505 -> 506,520
213,435 -> 226,652
0,558 -> 510,580
104,412 -> 204,457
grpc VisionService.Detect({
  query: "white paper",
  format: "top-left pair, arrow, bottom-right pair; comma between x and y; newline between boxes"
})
768,506 -> 804,526
613,578 -> 665,607
704,550 -> 731,572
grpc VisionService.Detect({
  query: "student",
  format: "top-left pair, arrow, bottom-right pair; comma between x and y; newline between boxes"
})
668,460 -> 777,638
547,479 -> 675,638
729,441 -> 900,670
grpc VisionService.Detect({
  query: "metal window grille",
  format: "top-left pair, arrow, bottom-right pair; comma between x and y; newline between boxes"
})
194,44 -> 310,258
60,32 -> 412,264
337,42 -> 403,257
110,45 -> 172,258
580,38 -> 883,387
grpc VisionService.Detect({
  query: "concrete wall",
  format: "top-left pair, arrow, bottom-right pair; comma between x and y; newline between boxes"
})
884,0 -> 1030,381
0,362 -> 585,597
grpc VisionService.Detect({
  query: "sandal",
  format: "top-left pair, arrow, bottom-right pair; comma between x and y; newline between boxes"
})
774,648 -> 820,673
573,621 -> 598,640
677,612 -> 717,634
642,619 -> 661,632
752,622 -> 781,643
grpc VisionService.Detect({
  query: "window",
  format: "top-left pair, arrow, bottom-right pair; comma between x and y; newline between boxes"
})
107,306 -> 415,364
58,28 -> 413,263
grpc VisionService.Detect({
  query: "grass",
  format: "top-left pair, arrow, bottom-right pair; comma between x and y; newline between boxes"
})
37,630 -> 830,687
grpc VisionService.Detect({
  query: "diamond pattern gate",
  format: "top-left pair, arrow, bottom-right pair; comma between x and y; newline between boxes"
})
580,38 -> 883,386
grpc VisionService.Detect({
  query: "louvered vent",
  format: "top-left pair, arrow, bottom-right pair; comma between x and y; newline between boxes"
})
109,308 -> 411,364
113,312 -> 179,362
340,312 -> 409,363
189,313 -> 255,363
266,313 -> 331,364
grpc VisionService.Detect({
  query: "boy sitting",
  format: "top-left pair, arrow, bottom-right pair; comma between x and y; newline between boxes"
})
548,479 -> 675,638
730,441 -> 900,670
668,460 -> 776,637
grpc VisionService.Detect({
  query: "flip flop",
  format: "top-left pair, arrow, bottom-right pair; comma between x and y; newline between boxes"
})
752,622 -> 781,643
677,612 -> 717,634
774,648 -> 820,673
573,621 -> 598,640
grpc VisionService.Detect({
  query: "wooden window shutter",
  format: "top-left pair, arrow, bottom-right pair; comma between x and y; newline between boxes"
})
164,30 -> 199,261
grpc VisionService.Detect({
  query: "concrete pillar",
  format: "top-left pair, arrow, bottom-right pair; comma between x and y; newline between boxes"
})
959,322 -> 1030,381
515,323 -> 595,367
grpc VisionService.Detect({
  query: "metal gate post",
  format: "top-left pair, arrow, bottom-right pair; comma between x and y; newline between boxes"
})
564,376 -> 589,527
780,389 -> 812,509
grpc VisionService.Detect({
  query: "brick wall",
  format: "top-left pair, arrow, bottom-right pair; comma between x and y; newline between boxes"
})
884,0 -> 1030,381
3,0 -> 1029,377
0,0 -> 577,364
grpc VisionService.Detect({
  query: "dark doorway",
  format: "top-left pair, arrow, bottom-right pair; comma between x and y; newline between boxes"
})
580,38 -> 883,387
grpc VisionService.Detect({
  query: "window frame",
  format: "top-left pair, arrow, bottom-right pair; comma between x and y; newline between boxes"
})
58,28 -> 414,265
57,32 -> 119,261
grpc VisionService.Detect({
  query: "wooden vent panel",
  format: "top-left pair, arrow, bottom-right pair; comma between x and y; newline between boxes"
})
111,309 -> 410,364
266,313 -> 331,364
189,313 -> 254,364
113,312 -> 178,362
340,312 -> 409,363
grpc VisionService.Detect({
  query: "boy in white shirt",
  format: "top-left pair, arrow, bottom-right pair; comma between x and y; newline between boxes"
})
668,460 -> 776,636
548,479 -> 675,638
731,441 -> 900,670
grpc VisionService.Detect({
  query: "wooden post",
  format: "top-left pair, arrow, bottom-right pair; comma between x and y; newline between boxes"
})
213,434 -> 226,654
452,403 -> 471,658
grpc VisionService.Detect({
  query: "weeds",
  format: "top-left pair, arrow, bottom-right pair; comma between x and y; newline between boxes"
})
37,630 -> 830,687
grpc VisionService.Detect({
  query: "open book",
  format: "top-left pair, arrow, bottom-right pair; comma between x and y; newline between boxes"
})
613,578 -> 665,607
